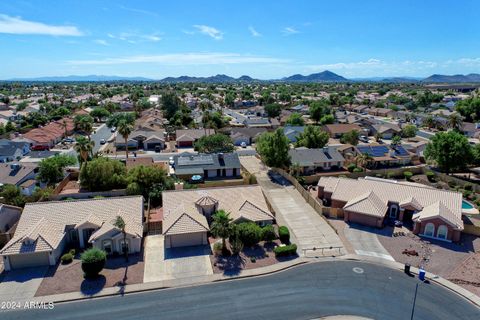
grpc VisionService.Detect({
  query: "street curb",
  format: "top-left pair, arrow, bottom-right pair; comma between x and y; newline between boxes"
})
340,254 -> 480,308
33,259 -> 309,305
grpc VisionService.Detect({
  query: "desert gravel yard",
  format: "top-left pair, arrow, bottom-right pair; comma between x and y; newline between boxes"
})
35,253 -> 144,297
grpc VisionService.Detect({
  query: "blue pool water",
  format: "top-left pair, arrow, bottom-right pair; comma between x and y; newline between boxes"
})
462,200 -> 474,209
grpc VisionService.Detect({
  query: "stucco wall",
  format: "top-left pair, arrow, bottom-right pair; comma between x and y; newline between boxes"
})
413,217 -> 461,242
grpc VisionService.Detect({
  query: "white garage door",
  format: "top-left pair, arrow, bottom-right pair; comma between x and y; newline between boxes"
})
169,232 -> 205,248
9,253 -> 50,269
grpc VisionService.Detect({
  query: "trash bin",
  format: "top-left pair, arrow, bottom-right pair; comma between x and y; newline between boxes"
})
404,263 -> 411,274
419,268 -> 426,281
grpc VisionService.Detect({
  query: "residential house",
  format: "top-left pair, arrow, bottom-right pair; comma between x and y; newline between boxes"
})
324,124 -> 362,139
355,144 -> 413,167
0,163 -> 39,195
126,157 -> 168,171
173,152 -> 241,180
283,126 -> 305,143
461,122 -> 480,138
403,140 -> 428,157
175,129 -> 215,148
0,196 -> 144,270
318,177 -> 463,242
289,147 -> 345,175
0,139 -> 30,163
368,108 -> 394,118
162,185 -> 274,248
22,118 -> 74,147
0,204 -> 22,248
371,123 -> 402,139
116,130 -> 166,151
230,128 -> 267,146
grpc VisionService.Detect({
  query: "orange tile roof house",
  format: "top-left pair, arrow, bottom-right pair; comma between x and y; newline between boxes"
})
162,186 -> 274,248
324,124 -> 362,138
22,118 -> 74,147
0,196 -> 144,270
175,129 -> 215,148
318,177 -> 464,242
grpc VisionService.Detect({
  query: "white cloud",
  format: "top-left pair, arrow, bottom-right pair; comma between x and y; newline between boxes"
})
282,27 -> 299,36
248,26 -> 261,37
119,5 -> 158,17
94,39 -> 109,46
67,52 -> 290,66
107,32 -> 162,43
193,25 -> 223,40
0,14 -> 83,36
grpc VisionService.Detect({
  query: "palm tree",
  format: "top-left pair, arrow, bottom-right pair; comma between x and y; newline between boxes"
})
448,113 -> 463,131
356,152 -> 374,169
61,119 -> 68,138
78,116 -> 93,140
210,210 -> 233,253
117,119 -> 134,159
74,136 -> 94,165
113,216 -> 128,262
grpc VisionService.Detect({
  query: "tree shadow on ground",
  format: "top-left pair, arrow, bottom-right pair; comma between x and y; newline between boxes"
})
80,275 -> 106,296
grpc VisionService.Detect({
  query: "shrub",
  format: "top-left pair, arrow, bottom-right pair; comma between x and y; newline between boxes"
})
386,172 -> 394,179
274,244 -> 298,257
464,183 -> 474,191
403,171 -> 413,181
249,174 -> 257,184
426,171 -> 435,182
347,164 -> 356,172
463,190 -> 472,198
230,237 -> 244,255
69,249 -> 76,256
278,226 -> 290,244
262,225 -> 277,242
375,174 -> 383,178
250,256 -> 256,263
81,248 -> 107,278
353,167 -> 363,173
448,180 -> 457,188
213,242 -> 223,255
61,253 -> 73,264
237,222 -> 263,247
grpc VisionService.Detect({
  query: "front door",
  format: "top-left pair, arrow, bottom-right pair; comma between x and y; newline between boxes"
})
389,206 -> 398,219
83,228 -> 95,248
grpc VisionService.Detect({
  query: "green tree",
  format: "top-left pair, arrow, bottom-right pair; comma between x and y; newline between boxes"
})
340,130 -> 360,146
295,125 -> 329,148
256,128 -> 291,168
402,124 -> 417,138
356,152 -> 374,169
161,92 -> 182,120
309,100 -> 330,124
210,210 -> 233,253
320,114 -> 335,125
38,154 -> 76,185
106,112 -> 135,128
424,131 -> 473,174
194,133 -> 234,153
79,157 -> 127,191
74,115 -> 94,139
448,113 -> 463,131
236,222 -> 262,247
264,103 -> 281,118
286,112 -> 304,126
117,119 -> 134,159
0,184 -> 26,207
5,121 -> 15,132
391,135 -> 402,147
472,143 -> 480,166
90,107 -> 111,122
455,97 -> 480,122
126,165 -> 172,204
74,136 -> 95,165
112,216 -> 128,262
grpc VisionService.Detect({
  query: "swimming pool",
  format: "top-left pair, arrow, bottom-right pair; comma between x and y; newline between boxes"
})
462,200 -> 474,210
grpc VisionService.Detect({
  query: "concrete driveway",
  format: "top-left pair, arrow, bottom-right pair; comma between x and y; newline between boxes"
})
143,235 -> 213,283
344,224 -> 394,261
0,266 -> 48,301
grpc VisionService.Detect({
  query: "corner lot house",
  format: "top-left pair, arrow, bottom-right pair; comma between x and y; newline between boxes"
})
318,177 -> 464,242
0,196 -> 144,270
289,147 -> 345,174
173,152 -> 241,180
162,186 -> 274,248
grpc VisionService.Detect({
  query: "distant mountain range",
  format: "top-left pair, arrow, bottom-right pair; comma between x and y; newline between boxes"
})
5,71 -> 480,83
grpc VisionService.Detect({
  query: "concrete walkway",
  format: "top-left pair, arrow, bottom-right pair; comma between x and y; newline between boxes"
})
0,266 -> 48,301
241,156 -> 345,257
344,224 -> 394,261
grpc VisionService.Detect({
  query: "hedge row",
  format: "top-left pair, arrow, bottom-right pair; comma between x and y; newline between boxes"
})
274,244 -> 297,257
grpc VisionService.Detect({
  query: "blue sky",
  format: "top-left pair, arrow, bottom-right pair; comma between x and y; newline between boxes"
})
0,0 -> 479,79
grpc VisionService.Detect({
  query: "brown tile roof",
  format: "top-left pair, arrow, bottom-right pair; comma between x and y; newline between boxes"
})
324,124 -> 362,135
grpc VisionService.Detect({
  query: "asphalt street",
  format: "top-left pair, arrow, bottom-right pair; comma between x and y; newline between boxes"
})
3,261 -> 479,320
91,124 -> 113,154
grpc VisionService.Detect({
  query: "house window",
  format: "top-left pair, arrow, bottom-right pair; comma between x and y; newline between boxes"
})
437,225 -> 448,240
102,240 -> 113,254
424,223 -> 435,237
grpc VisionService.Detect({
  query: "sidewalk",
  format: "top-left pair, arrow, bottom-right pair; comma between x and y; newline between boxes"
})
32,258 -> 309,304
